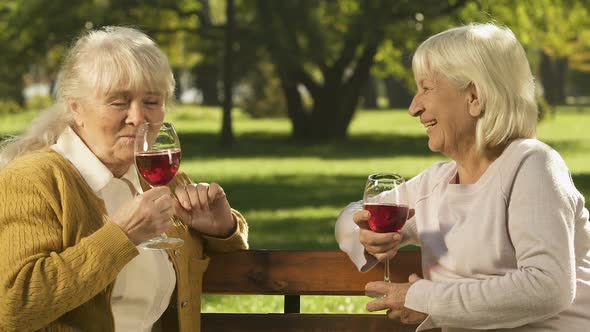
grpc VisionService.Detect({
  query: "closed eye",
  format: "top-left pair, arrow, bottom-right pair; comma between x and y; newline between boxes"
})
109,101 -> 128,107
144,100 -> 163,107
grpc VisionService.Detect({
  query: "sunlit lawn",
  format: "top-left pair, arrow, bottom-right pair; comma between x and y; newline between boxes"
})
1,105 -> 589,314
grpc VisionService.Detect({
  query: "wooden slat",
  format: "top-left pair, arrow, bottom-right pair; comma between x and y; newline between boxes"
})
203,250 -> 422,295
201,313 -> 421,332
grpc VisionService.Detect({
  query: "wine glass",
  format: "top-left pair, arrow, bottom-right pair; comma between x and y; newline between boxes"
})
134,121 -> 184,250
363,173 -> 409,284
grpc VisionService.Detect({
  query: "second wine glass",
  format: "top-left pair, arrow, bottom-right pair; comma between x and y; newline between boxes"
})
363,173 -> 410,283
135,121 -> 184,250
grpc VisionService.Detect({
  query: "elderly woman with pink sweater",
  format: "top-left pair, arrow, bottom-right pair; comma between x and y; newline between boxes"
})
336,23 -> 590,331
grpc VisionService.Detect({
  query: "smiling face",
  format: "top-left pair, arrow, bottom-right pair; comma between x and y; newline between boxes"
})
69,90 -> 166,177
409,72 -> 481,159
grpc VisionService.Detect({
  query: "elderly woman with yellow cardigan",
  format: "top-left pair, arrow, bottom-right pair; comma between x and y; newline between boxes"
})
0,26 -> 248,332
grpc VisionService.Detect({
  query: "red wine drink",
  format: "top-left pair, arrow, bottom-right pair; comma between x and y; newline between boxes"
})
364,203 -> 409,233
135,148 -> 182,186
363,172 -> 408,285
134,121 -> 184,250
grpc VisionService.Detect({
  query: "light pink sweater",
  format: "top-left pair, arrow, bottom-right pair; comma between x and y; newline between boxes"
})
336,139 -> 590,331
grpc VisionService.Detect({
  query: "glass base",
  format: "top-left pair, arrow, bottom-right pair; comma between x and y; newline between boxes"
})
138,236 -> 184,250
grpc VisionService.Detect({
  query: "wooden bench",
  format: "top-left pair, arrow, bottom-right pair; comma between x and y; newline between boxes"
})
199,249 -> 441,332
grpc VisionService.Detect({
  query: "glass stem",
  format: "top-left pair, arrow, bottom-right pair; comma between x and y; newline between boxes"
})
384,259 -> 391,282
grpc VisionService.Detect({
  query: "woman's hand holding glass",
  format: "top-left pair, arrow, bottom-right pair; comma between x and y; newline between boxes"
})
111,186 -> 176,246
353,210 -> 404,262
174,182 -> 236,238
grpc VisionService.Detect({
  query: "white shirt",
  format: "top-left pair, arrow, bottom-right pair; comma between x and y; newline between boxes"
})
336,139 -> 590,331
51,127 -> 176,332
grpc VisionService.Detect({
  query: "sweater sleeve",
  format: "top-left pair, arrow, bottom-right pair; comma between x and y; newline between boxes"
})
406,150 -> 577,330
335,200 -> 378,271
0,175 -> 138,331
203,209 -> 249,253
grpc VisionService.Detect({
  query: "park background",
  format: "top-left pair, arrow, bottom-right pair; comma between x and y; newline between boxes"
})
1,0 -> 589,314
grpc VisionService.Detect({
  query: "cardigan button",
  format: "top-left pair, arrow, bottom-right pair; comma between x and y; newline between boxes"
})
174,250 -> 181,256
181,301 -> 189,308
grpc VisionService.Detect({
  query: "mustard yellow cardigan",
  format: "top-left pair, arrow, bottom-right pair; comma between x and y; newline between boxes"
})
0,150 -> 248,332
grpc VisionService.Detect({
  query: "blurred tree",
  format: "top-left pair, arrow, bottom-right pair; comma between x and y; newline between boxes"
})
460,0 -> 590,109
221,0 -> 235,146
254,0 -> 466,140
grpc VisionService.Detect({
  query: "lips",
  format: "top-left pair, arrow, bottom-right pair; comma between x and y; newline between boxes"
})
422,119 -> 437,128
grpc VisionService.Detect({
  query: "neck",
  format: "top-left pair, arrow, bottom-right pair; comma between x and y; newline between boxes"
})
453,145 -> 504,185
107,164 -> 130,178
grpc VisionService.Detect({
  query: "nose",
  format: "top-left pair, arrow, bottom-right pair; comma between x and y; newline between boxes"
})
408,95 -> 423,117
126,100 -> 146,127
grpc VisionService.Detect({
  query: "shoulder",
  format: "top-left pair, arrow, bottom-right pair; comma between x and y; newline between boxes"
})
502,138 -> 567,172
0,150 -> 73,187
500,139 -> 575,196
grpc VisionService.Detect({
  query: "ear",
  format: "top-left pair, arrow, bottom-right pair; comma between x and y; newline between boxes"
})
466,83 -> 483,117
68,99 -> 85,128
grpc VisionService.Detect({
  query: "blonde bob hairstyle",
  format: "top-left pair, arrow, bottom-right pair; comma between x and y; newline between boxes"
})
412,23 -> 537,154
0,26 -> 175,169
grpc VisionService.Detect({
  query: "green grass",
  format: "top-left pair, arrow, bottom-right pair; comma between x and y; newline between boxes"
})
2,105 -> 589,314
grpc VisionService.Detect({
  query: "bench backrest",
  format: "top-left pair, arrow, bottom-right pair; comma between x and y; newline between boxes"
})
200,249 -> 440,332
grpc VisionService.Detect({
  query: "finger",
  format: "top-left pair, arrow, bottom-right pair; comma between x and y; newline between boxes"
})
366,298 -> 389,312
360,231 -> 401,247
153,192 -> 174,212
160,205 -> 174,219
365,281 -> 393,300
353,210 -> 370,228
185,184 -> 200,210
174,185 -> 192,210
174,199 -> 192,223
143,186 -> 171,200
371,250 -> 399,263
408,273 -> 422,283
362,242 -> 398,259
207,182 -> 227,202
195,183 -> 210,210
400,308 -> 423,324
388,308 -> 402,320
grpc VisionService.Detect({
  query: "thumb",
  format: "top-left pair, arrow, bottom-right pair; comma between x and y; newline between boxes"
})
174,200 -> 192,225
208,183 -> 227,202
408,273 -> 422,283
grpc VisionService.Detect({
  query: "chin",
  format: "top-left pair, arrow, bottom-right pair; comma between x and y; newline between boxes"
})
427,139 -> 441,153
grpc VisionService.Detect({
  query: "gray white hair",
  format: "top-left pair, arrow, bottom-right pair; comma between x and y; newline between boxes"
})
412,23 -> 537,154
0,26 -> 175,169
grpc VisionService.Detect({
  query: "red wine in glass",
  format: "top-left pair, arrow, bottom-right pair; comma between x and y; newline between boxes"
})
364,203 -> 409,233
135,149 -> 182,186
363,173 -> 409,287
135,122 -> 184,250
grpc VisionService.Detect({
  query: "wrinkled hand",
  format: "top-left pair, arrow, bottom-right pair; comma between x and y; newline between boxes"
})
366,274 -> 428,324
174,182 -> 236,237
353,210 -> 403,262
111,186 -> 175,245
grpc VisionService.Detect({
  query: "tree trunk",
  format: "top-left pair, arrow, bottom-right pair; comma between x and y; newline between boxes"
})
220,0 -> 235,147
172,68 -> 183,101
293,43 -> 377,141
361,75 -> 378,109
193,64 -> 220,106
281,73 -> 310,140
385,76 -> 413,109
539,52 -> 568,106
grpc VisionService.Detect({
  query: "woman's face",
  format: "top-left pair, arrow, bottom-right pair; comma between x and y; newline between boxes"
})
409,72 -> 480,159
69,90 -> 166,176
